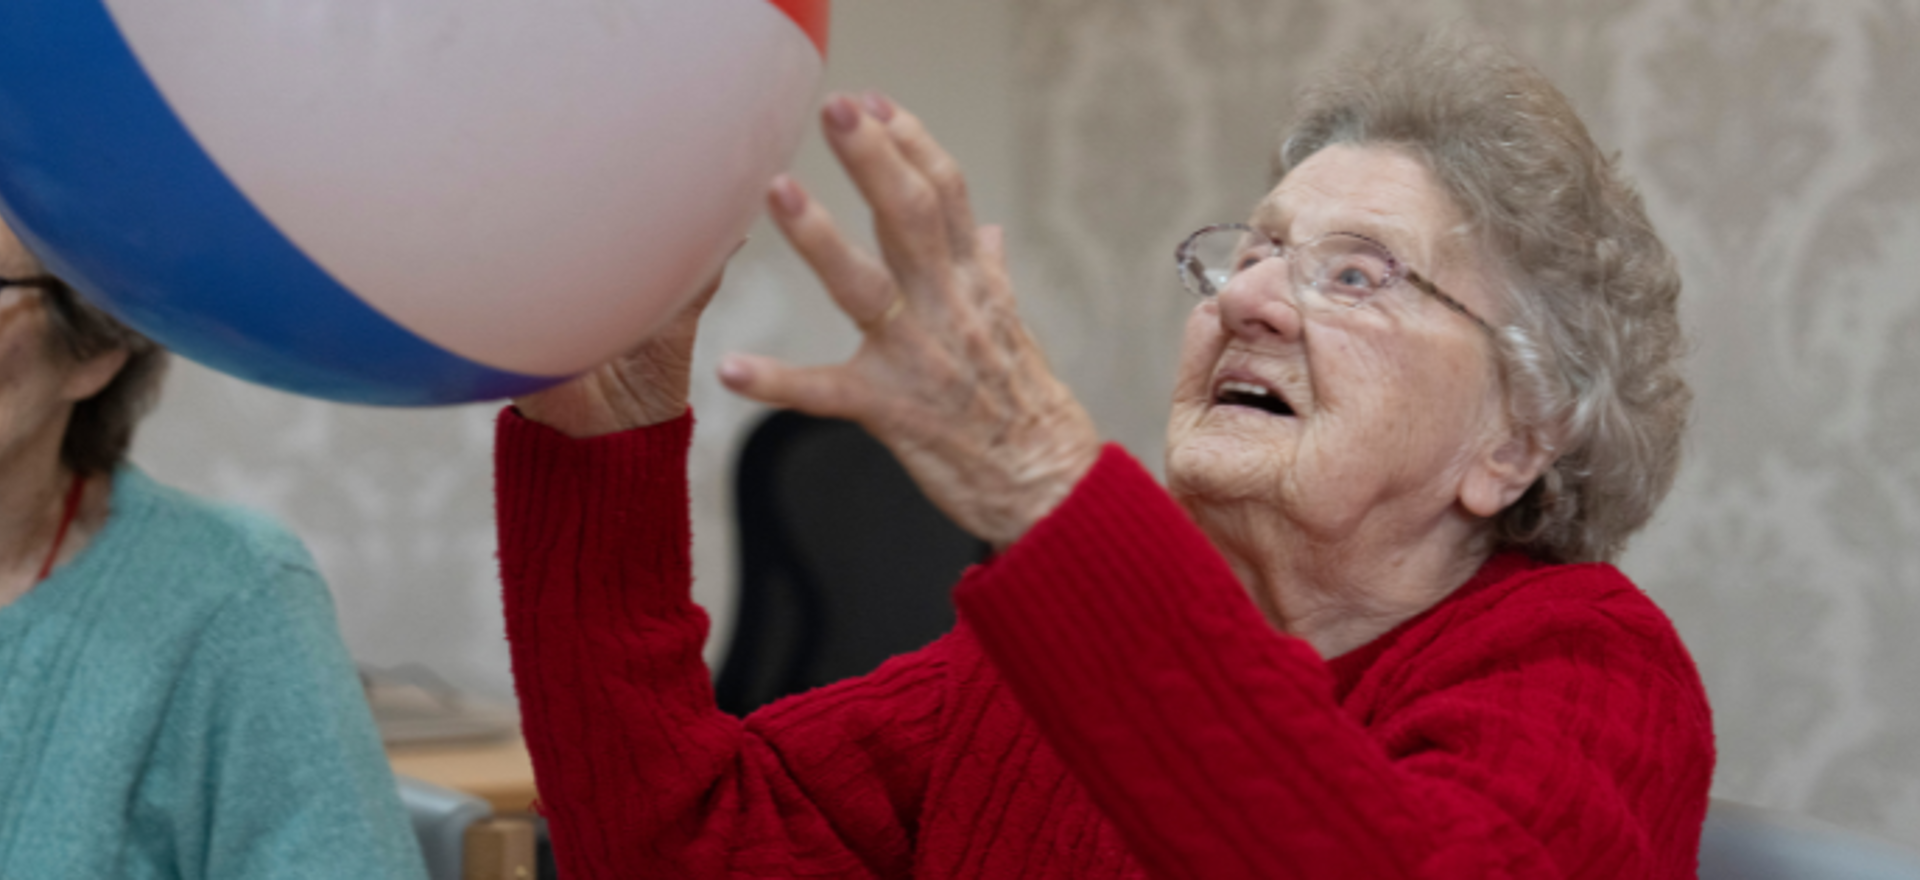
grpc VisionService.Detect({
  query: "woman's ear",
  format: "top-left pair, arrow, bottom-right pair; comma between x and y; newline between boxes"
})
60,347 -> 130,403
1460,426 -> 1556,519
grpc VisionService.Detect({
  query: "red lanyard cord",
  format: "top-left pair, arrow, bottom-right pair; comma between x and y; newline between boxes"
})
35,473 -> 85,583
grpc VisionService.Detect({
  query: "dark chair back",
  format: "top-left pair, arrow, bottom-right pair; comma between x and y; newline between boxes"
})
716,410 -> 988,716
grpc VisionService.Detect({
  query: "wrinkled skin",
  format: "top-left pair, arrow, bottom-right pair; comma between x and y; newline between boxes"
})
1166,145 -> 1551,654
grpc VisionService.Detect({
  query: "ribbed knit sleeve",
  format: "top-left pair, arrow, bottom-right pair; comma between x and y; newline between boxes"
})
495,408 -> 939,879
953,445 -> 1714,880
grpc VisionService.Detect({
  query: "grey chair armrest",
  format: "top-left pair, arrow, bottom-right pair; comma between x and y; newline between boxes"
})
397,775 -> 492,880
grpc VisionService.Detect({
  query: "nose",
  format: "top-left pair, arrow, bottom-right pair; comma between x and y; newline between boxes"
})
1213,258 -> 1305,343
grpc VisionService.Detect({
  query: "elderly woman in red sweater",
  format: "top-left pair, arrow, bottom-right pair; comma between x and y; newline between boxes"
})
495,35 -> 1712,878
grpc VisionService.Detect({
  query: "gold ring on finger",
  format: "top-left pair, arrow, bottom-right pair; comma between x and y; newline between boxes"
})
859,296 -> 906,335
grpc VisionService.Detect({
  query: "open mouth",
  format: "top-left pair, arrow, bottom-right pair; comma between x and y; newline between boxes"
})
1215,379 -> 1295,417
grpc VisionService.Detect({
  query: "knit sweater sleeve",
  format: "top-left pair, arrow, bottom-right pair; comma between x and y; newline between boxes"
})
495,408 -> 939,879
953,445 -> 1714,880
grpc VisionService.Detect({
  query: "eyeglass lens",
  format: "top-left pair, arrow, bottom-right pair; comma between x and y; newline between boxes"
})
1180,226 -> 1399,306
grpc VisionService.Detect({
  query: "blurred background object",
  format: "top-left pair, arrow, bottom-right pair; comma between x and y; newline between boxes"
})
1700,798 -> 1920,880
717,411 -> 986,715
365,663 -> 518,747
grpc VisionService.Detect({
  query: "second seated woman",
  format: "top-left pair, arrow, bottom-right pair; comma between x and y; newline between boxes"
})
0,218 -> 425,879
495,34 -> 1712,879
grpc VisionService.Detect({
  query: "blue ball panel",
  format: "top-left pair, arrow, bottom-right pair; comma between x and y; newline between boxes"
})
0,0 -> 566,405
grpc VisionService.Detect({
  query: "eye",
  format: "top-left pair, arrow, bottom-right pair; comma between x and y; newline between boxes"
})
1320,250 -> 1392,296
1229,234 -> 1275,275
1332,265 -> 1375,288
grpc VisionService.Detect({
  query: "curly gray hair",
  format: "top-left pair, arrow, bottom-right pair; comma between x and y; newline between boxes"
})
1275,32 -> 1689,563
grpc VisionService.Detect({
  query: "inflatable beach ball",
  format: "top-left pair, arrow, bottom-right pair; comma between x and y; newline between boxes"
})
0,0 -> 828,405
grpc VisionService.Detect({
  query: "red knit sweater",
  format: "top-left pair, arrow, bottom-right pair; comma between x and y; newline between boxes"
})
494,409 -> 1714,878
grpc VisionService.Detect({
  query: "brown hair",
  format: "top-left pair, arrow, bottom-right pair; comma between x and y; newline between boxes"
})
39,279 -> 169,475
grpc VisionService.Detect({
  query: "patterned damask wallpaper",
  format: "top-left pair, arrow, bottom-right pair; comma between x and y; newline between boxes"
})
127,0 -> 1920,849
1011,0 -> 1920,848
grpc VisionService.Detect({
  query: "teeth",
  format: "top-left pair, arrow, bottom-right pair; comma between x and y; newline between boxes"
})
1219,380 -> 1270,398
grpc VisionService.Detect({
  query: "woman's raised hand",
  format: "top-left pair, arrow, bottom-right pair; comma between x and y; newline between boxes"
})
720,92 -> 1101,550
513,270 -> 724,438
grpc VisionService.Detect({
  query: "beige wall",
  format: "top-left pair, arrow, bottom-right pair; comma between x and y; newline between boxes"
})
134,0 -> 1920,849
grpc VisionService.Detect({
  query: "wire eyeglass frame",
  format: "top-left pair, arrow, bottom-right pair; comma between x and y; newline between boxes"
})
1175,222 -> 1496,337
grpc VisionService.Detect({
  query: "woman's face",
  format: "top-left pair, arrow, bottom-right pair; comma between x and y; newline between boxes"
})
1166,144 -> 1527,551
0,221 -> 97,474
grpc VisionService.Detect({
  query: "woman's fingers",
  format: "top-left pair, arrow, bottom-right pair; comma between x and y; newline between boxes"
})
870,95 -> 978,264
718,353 -> 866,420
733,94 -> 1105,547
973,224 -> 1018,312
819,93 -> 954,286
768,175 -> 900,331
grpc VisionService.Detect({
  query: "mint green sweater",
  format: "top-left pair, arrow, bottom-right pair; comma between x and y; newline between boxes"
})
0,467 -> 427,880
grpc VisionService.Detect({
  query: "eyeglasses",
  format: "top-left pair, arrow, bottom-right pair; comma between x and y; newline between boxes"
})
1,274 -> 67,305
0,275 -> 64,295
1,275 -> 58,308
0,275 -> 76,329
1175,223 -> 1496,336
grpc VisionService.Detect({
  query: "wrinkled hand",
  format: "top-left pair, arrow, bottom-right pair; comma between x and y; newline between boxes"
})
514,271 -> 724,438
720,92 -> 1101,550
